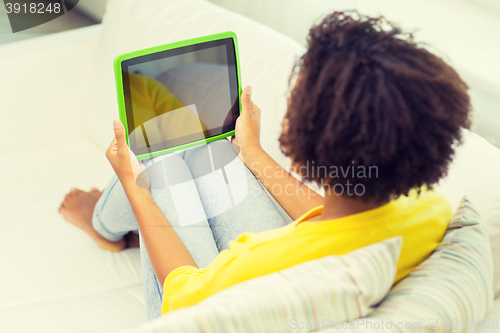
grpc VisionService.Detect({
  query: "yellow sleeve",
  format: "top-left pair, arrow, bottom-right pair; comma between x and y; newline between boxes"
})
160,229 -> 296,315
162,266 -> 209,314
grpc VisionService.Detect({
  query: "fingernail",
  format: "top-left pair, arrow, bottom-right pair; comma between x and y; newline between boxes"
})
246,86 -> 252,95
113,120 -> 121,128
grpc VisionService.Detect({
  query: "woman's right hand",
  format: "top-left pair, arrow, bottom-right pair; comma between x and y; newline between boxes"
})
106,120 -> 149,190
232,86 -> 263,161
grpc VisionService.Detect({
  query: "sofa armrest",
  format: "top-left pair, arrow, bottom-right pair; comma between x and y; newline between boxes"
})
0,25 -> 101,155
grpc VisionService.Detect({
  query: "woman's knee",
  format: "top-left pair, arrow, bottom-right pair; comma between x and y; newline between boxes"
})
147,153 -> 193,189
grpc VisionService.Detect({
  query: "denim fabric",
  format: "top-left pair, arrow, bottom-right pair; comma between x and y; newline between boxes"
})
92,139 -> 287,320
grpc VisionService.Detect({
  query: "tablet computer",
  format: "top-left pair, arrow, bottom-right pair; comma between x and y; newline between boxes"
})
113,32 -> 241,160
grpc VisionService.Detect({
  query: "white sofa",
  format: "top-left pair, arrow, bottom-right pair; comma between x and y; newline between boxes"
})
1,0 -> 500,332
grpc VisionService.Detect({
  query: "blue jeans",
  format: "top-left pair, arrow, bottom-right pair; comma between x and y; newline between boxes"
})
91,139 -> 287,320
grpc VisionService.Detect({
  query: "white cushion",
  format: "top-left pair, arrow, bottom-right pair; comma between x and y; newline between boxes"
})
436,130 -> 500,297
125,237 -> 402,333
0,139 -> 147,333
0,286 -> 146,333
88,0 -> 305,170
330,197 -> 493,333
0,140 -> 142,309
0,25 -> 101,154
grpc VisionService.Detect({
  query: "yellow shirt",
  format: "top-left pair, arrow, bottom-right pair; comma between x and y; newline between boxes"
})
162,188 -> 452,314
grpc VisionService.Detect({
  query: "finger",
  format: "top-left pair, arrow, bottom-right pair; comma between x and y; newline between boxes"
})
113,120 -> 128,152
250,100 -> 261,117
107,137 -> 117,152
231,140 -> 241,156
106,138 -> 117,159
240,86 -> 252,117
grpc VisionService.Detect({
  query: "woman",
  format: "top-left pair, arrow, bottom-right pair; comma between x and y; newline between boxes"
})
59,11 -> 471,320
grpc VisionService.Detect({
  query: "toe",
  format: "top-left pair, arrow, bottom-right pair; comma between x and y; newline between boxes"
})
71,188 -> 85,195
90,187 -> 103,198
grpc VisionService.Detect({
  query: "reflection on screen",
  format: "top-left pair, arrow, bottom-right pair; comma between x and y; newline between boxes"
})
121,40 -> 239,157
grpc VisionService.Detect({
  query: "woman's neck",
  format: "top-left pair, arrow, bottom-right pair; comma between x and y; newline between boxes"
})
307,189 -> 390,222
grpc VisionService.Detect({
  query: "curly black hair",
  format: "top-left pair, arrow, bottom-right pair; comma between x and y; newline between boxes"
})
279,11 -> 471,203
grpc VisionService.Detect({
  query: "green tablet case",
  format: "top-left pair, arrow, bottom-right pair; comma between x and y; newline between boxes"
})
113,31 -> 242,161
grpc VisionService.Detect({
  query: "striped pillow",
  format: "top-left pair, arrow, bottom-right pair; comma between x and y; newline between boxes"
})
126,237 -> 402,333
318,196 -> 494,333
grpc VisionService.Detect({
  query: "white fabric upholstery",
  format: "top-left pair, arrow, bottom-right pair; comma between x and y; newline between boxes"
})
356,197 -> 494,333
0,25 -> 101,155
0,139 -> 147,332
436,130 -> 500,297
1,0 -> 500,332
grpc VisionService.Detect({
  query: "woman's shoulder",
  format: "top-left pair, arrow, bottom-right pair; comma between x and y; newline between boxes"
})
400,186 -> 454,227
408,186 -> 452,208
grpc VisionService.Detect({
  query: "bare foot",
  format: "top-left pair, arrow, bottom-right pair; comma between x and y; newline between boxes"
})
59,187 -> 126,252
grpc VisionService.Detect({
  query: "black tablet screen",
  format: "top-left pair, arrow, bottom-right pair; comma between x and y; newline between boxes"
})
121,38 -> 239,156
